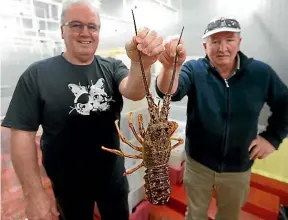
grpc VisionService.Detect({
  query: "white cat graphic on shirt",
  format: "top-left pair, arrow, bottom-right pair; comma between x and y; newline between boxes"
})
68,78 -> 114,115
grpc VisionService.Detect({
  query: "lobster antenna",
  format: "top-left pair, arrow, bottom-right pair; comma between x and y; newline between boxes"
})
167,26 -> 184,95
131,9 -> 150,96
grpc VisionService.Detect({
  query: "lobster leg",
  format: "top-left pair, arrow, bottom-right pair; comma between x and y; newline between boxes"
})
138,114 -> 146,138
101,146 -> 143,159
124,161 -> 144,175
114,120 -> 142,152
170,137 -> 184,150
168,121 -> 179,138
128,112 -> 144,144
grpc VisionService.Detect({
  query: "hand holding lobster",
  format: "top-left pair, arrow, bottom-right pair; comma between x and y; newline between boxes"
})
125,27 -> 165,69
158,36 -> 187,70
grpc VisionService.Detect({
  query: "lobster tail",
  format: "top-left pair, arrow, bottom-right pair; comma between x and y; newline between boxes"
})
144,165 -> 171,205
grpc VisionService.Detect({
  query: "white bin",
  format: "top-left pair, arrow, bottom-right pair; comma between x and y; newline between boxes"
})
170,96 -> 188,107
117,107 -> 149,213
168,120 -> 186,170
119,138 -> 145,190
169,104 -> 187,122
169,144 -> 186,170
128,184 -> 145,214
120,139 -> 146,214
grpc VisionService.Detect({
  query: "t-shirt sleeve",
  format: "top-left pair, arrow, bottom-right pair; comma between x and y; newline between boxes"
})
112,58 -> 129,87
1,66 -> 41,131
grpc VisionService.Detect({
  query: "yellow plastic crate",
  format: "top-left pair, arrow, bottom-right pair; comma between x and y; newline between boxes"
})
252,138 -> 288,183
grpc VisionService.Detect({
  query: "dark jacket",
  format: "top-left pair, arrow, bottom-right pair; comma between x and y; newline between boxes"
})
155,51 -> 288,173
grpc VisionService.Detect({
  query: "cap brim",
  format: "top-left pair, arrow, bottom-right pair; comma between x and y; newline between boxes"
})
202,27 -> 241,39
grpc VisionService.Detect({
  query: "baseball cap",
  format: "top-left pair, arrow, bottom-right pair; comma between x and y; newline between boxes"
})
202,16 -> 241,39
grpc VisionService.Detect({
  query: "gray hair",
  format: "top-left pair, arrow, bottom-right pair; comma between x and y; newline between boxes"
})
203,32 -> 241,43
60,0 -> 101,25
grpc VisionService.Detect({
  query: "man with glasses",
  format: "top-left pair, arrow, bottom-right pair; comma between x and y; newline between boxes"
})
1,0 -> 164,219
156,16 -> 288,220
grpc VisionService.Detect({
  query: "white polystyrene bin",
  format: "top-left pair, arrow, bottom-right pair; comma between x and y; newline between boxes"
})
120,138 -> 146,214
119,138 -> 145,191
128,184 -> 145,214
169,104 -> 187,123
122,97 -> 148,114
170,96 -> 188,107
168,120 -> 186,170
169,144 -> 185,170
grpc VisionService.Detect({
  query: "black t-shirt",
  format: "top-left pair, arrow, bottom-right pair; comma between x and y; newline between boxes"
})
2,54 -> 129,187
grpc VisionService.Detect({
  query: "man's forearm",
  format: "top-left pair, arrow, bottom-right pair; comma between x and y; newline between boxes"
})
125,61 -> 152,100
10,129 -> 43,196
157,66 -> 180,95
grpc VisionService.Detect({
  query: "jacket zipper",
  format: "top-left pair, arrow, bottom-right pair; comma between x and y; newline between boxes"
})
221,79 -> 230,172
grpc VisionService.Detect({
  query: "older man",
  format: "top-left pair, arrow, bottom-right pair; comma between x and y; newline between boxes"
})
156,16 -> 288,220
1,0 -> 164,219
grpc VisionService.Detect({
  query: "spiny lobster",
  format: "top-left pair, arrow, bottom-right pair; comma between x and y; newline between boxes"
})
101,10 -> 184,206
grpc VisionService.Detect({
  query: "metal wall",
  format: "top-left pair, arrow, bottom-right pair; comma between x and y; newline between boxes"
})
181,0 -> 288,126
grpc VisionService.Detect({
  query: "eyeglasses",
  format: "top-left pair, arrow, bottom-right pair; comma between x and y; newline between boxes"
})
63,21 -> 101,34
